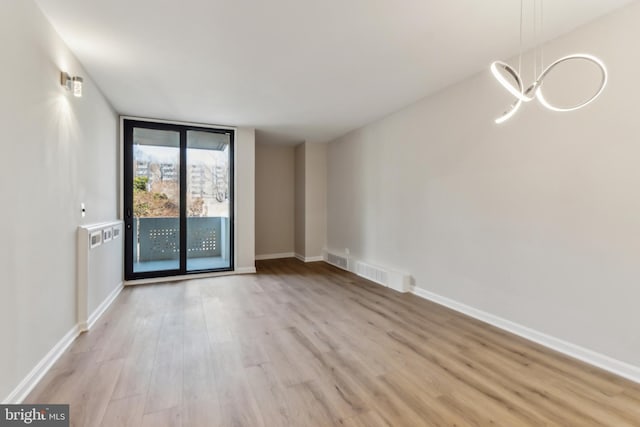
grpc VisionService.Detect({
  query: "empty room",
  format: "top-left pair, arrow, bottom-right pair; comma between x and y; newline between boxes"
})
2,0 -> 640,426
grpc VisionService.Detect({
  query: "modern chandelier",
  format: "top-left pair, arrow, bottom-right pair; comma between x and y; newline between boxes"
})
491,0 -> 608,124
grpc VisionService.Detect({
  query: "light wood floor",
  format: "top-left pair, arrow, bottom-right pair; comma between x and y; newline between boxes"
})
27,259 -> 640,426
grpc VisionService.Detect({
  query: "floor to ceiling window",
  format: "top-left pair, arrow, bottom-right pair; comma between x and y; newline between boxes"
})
123,119 -> 234,280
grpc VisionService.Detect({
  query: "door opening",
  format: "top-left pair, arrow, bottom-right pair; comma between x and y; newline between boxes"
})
123,119 -> 234,280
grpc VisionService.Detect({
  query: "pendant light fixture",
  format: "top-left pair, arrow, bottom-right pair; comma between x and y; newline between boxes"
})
491,0 -> 608,124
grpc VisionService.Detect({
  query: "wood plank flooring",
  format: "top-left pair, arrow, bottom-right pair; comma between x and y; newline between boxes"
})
26,258 -> 640,426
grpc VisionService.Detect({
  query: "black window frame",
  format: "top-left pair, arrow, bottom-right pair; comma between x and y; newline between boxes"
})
123,118 -> 235,281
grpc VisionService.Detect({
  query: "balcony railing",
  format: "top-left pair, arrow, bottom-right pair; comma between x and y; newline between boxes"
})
133,217 -> 228,263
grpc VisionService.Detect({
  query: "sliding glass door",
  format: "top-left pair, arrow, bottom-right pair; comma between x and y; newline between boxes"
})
186,130 -> 232,271
123,119 -> 233,280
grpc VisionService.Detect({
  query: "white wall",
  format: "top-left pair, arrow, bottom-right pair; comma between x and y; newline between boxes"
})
293,142 -> 327,260
0,0 -> 118,401
294,144 -> 306,256
235,127 -> 256,271
327,2 -> 640,369
255,143 -> 295,257
303,143 -> 327,259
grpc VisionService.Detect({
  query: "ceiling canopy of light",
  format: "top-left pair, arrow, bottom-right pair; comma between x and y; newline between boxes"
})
491,0 -> 608,124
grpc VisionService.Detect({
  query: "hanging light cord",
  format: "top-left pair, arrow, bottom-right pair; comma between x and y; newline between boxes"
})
518,0 -> 523,77
539,0 -> 544,76
533,0 -> 537,81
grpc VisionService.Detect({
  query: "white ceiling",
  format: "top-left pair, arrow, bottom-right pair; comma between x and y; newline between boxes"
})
35,0 -> 634,144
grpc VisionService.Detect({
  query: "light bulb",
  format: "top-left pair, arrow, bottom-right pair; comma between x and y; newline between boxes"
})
72,76 -> 83,97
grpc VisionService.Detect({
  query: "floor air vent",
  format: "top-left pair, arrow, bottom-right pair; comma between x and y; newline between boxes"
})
355,261 -> 411,293
324,251 -> 411,293
354,261 -> 388,286
326,252 -> 349,270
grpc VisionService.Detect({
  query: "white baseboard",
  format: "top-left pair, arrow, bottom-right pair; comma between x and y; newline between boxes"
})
3,324 -> 81,404
295,253 -> 324,263
255,252 -> 295,260
412,287 -> 640,384
79,282 -> 123,332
